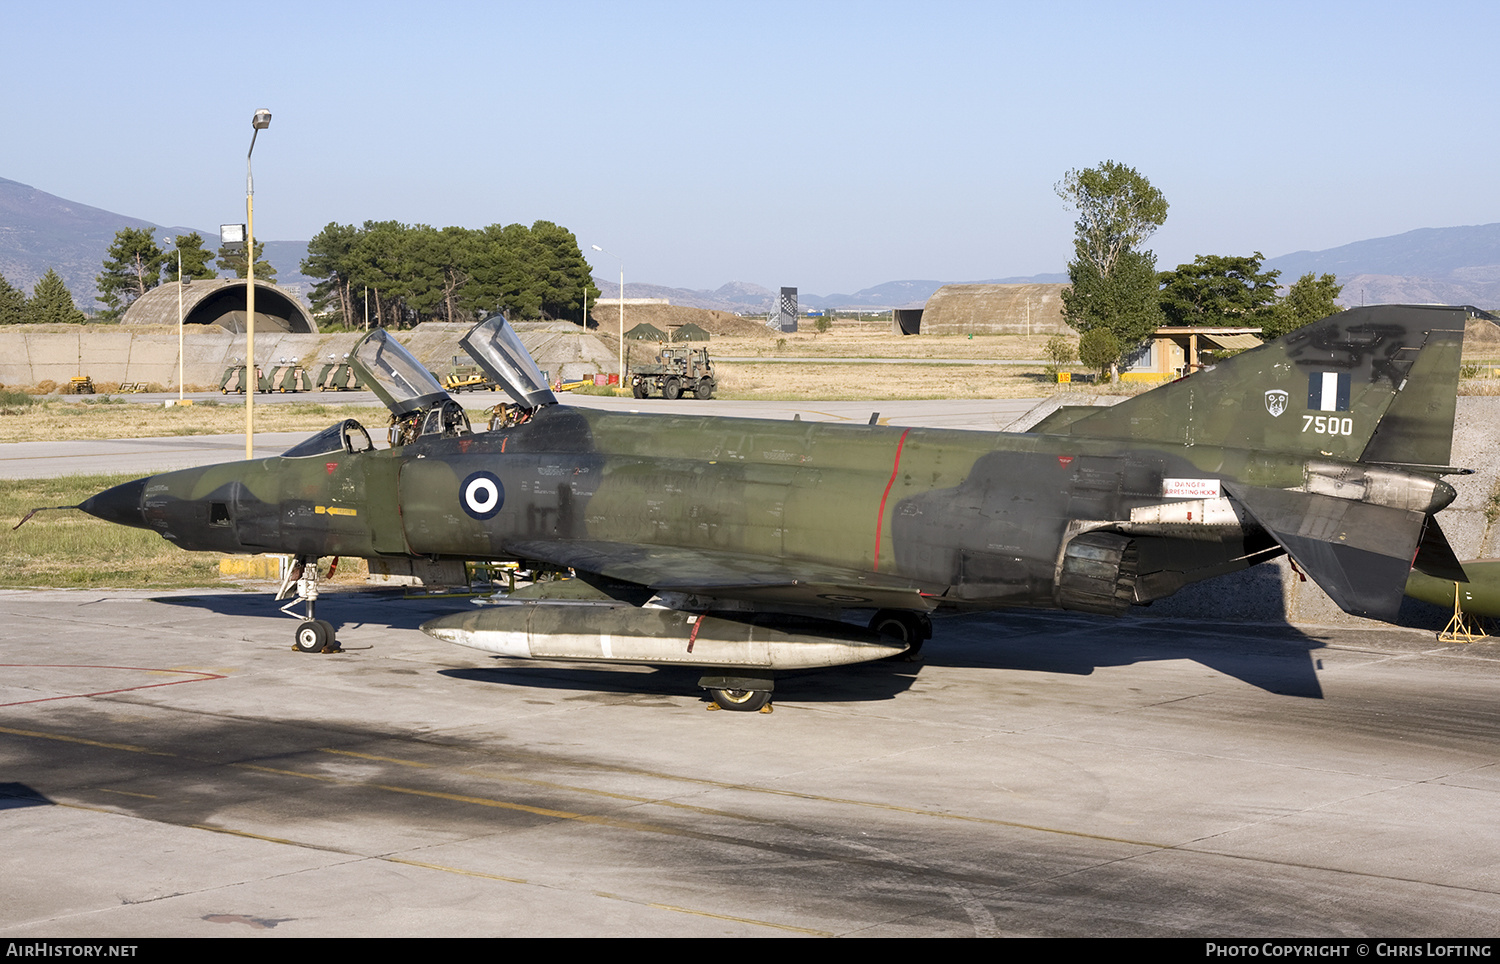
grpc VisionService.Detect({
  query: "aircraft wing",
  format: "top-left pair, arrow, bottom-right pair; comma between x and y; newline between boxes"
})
503,539 -> 937,612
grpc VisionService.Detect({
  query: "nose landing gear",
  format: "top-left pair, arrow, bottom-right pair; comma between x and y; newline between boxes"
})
278,555 -> 342,653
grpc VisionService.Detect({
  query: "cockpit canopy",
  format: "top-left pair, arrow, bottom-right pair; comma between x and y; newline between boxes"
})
461,313 -> 557,410
350,329 -> 450,418
280,418 -> 374,458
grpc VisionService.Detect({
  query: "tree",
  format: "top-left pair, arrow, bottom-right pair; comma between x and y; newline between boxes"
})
1057,162 -> 1168,371
216,240 -> 277,282
96,227 -> 164,319
1043,334 -> 1076,376
1056,161 -> 1169,279
1061,247 -> 1165,345
1157,252 -> 1281,327
26,269 -> 86,324
0,271 -> 26,325
161,233 -> 218,283
1078,328 -> 1121,381
1263,272 -> 1343,339
302,222 -> 360,327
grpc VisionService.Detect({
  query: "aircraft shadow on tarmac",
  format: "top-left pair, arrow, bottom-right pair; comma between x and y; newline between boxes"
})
137,569 -> 1459,703
0,783 -> 52,811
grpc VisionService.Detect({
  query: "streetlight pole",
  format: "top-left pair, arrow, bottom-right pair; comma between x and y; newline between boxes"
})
172,239 -> 184,401
244,108 -> 271,460
591,244 -> 624,389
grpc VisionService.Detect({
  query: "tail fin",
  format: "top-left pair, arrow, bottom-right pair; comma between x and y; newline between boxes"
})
1052,305 -> 1485,622
1053,304 -> 1477,466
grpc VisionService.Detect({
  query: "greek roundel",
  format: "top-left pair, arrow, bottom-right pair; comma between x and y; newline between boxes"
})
460,470 -> 504,520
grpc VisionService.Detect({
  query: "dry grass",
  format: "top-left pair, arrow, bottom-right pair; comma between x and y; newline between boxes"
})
716,363 -> 1072,401
0,399 -> 393,444
2,473 -> 226,588
2,473 -> 375,590
594,323 -> 1063,364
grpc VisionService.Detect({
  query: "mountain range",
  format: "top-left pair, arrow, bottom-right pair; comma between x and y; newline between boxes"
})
2,175 -> 1498,314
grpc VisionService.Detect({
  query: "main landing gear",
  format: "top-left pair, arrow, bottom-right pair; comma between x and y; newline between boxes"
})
868,609 -> 932,661
278,555 -> 341,653
700,672 -> 774,713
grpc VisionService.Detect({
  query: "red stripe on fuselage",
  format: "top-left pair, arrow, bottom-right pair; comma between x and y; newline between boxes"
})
873,429 -> 910,571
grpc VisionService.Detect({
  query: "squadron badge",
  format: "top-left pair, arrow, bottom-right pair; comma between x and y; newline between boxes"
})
1264,389 -> 1288,417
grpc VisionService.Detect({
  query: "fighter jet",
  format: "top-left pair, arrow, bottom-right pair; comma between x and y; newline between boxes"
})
75,305 -> 1480,710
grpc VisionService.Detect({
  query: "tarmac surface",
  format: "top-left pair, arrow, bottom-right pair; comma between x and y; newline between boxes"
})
3,590 -> 1499,937
3,395 -> 1499,937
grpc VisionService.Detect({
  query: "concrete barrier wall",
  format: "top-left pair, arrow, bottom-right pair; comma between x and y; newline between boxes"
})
0,322 -> 615,389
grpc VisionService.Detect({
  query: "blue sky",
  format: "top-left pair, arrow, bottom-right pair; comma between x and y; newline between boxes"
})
3,1 -> 1496,294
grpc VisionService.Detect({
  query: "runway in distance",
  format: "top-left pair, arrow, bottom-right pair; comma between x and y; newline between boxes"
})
74,306 -> 1484,710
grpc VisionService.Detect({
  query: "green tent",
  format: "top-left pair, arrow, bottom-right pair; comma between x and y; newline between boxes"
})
625,322 -> 667,341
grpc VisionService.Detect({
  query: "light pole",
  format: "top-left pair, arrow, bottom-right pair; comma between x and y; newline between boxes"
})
591,244 -> 624,388
162,236 -> 185,402
244,107 -> 271,459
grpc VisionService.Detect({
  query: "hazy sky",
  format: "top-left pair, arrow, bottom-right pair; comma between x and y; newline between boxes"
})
4,1 -> 1496,294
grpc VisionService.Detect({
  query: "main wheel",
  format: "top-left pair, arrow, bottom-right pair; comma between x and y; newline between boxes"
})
294,619 -> 331,654
869,609 -> 932,660
694,380 -> 714,399
663,378 -> 682,400
710,688 -> 771,712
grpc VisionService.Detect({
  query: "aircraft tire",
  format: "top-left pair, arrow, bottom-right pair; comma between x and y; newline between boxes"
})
294,619 -> 331,654
710,688 -> 771,712
664,378 -> 682,400
869,609 -> 931,661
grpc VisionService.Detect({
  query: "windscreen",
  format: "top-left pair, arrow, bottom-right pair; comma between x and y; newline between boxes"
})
460,314 -> 558,409
349,329 -> 451,417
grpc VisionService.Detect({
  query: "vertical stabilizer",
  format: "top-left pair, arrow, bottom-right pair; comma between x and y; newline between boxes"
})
1050,305 -> 1475,463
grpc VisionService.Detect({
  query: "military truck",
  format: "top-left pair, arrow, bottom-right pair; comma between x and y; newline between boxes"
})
630,346 -> 716,399
443,355 -> 501,393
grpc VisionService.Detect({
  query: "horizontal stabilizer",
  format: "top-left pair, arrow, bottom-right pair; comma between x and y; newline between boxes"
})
1226,483 -> 1426,621
1412,516 -> 1468,584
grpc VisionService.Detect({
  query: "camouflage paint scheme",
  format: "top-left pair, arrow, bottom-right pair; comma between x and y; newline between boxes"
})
80,305 -> 1480,691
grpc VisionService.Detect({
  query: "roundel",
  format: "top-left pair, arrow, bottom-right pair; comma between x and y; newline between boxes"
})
460,470 -> 504,520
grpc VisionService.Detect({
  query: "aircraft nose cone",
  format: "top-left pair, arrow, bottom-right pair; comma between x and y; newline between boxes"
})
78,477 -> 150,530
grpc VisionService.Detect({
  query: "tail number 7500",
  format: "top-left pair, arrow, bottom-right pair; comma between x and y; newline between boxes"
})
1302,415 -> 1353,435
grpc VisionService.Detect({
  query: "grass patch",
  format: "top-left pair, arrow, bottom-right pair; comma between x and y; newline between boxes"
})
2,473 -> 226,588
0,399 -> 390,444
2,473 -> 375,591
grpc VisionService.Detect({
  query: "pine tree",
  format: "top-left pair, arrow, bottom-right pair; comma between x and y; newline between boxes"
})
0,271 -> 26,325
27,269 -> 86,324
216,240 -> 277,282
97,227 -> 165,319
161,233 -> 218,282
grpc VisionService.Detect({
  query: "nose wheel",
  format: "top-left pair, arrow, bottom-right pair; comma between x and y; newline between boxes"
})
294,619 -> 339,653
278,556 -> 342,653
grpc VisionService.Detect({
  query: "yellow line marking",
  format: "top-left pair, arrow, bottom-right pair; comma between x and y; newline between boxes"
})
193,824 -> 312,848
594,891 -> 832,936
384,857 -> 526,883
321,748 -> 435,768
233,763 -> 344,783
0,724 -> 174,757
3,723 -> 1156,850
314,746 -> 1146,846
